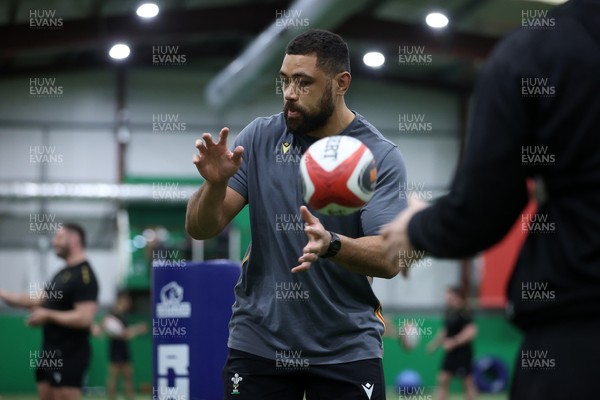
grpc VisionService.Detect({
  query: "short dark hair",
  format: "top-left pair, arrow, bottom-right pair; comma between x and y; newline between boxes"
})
447,286 -> 465,300
286,29 -> 350,75
63,223 -> 86,248
116,289 -> 130,300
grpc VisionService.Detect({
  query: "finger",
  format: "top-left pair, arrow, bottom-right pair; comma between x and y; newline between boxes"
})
217,127 -> 230,146
400,254 -> 409,277
202,132 -> 216,147
298,252 -> 318,264
389,249 -> 406,277
195,139 -> 208,155
304,225 -> 326,236
195,141 -> 208,157
303,226 -> 323,241
299,205 -> 318,225
302,244 -> 319,254
291,262 -> 312,273
192,154 -> 201,165
399,256 -> 413,278
231,146 -> 244,164
400,264 -> 409,278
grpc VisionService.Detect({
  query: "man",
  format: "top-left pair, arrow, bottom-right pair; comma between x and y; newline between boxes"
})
426,287 -> 477,400
100,290 -> 147,400
382,1 -> 600,399
0,223 -> 98,400
186,29 -> 406,398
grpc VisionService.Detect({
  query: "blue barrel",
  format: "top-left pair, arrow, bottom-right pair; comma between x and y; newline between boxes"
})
152,259 -> 241,400
473,356 -> 509,393
395,369 -> 423,392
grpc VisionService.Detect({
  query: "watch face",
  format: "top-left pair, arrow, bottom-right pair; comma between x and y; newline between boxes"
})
331,237 -> 341,250
323,232 -> 341,258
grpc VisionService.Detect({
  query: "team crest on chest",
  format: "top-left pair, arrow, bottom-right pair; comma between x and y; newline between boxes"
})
275,142 -> 302,164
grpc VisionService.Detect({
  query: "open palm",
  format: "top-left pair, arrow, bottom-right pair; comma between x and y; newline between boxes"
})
193,127 -> 244,184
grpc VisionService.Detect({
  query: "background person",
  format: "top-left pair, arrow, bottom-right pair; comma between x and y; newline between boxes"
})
0,223 -> 98,400
100,290 -> 148,400
426,287 -> 477,400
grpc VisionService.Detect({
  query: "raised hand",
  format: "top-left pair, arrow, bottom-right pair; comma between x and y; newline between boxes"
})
193,127 -> 244,184
292,206 -> 331,273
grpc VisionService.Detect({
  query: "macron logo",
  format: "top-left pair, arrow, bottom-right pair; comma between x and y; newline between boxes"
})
361,383 -> 374,399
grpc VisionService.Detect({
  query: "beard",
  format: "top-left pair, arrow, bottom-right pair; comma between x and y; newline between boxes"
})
54,245 -> 70,259
283,81 -> 335,135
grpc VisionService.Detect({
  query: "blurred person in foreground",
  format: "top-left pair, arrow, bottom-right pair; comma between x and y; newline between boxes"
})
382,1 -> 600,399
426,287 -> 477,400
0,223 -> 98,400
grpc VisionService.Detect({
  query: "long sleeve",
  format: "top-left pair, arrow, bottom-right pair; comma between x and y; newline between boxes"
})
408,35 -> 530,258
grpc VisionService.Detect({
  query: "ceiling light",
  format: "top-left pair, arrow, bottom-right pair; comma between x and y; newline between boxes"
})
363,52 -> 385,68
523,0 -> 567,4
109,44 -> 131,60
137,3 -> 159,18
426,12 -> 449,28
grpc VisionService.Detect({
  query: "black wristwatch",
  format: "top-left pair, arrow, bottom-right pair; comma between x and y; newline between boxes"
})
321,231 -> 341,259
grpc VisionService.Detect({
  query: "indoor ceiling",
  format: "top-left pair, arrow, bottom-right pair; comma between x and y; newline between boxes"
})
0,0 -> 563,93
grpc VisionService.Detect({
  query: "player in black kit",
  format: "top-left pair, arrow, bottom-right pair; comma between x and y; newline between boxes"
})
427,287 -> 478,400
0,223 -> 98,400
101,290 -> 147,400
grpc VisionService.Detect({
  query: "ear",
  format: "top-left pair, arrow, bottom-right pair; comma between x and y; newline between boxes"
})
68,231 -> 79,248
334,71 -> 351,95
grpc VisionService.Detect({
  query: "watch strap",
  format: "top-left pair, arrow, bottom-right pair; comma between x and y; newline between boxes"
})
321,231 -> 341,259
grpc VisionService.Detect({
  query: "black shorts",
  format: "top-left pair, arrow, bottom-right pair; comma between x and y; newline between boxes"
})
109,340 -> 131,363
35,343 -> 90,388
510,319 -> 600,400
109,350 -> 131,363
441,347 -> 473,377
222,348 -> 386,400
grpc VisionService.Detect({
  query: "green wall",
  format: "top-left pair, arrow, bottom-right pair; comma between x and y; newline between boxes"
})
0,314 -> 152,395
0,313 -> 520,395
383,313 -> 521,394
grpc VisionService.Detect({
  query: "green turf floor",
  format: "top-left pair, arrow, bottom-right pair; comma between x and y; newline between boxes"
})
386,391 -> 508,400
0,392 -> 508,400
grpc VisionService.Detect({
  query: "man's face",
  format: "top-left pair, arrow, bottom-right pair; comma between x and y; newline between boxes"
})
280,54 -> 335,136
52,228 -> 72,259
446,290 -> 463,309
116,295 -> 132,312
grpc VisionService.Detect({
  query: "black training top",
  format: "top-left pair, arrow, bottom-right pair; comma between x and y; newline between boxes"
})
444,308 -> 474,354
108,312 -> 130,360
408,0 -> 600,329
42,260 -> 99,349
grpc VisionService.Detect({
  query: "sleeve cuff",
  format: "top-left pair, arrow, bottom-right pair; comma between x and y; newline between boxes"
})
227,180 -> 247,201
407,208 -> 428,252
